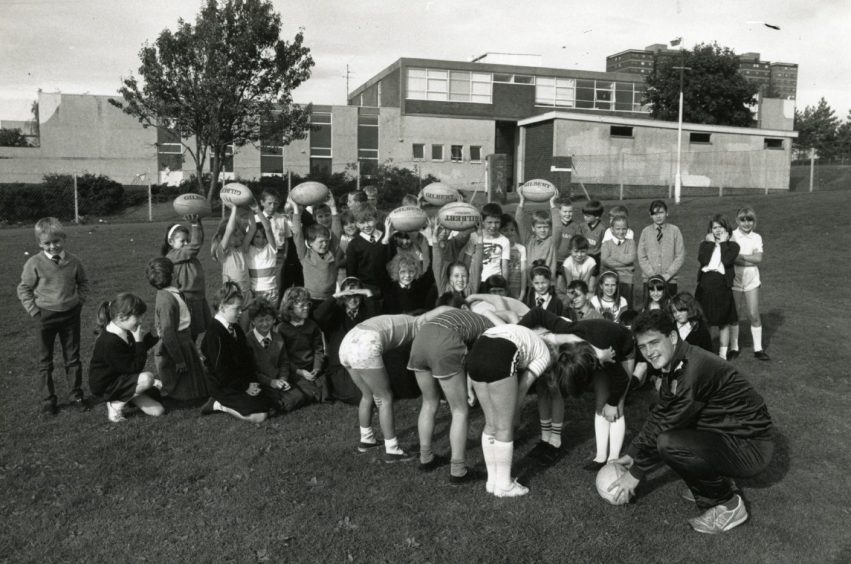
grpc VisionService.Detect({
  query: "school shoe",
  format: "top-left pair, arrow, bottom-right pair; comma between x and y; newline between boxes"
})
383,450 -> 415,464
494,479 -> 530,498
688,495 -> 748,534
41,395 -> 59,416
107,402 -> 126,423
200,398 -> 217,415
754,351 -> 771,361
539,445 -> 562,465
449,468 -> 486,486
70,390 -> 89,412
418,454 -> 449,472
527,441 -> 553,461
726,350 -> 740,361
583,459 -> 607,472
357,441 -> 382,453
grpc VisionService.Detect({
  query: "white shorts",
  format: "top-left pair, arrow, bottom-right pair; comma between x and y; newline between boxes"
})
339,327 -> 385,370
733,266 -> 760,292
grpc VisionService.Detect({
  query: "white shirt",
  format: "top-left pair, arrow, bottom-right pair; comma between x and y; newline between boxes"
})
701,244 -> 725,275
106,321 -> 130,343
602,227 -> 634,243
465,232 -> 511,281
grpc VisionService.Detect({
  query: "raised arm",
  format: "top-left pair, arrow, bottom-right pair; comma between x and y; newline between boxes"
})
291,201 -> 307,261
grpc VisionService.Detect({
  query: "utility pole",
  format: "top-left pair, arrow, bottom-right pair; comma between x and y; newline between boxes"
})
673,52 -> 692,205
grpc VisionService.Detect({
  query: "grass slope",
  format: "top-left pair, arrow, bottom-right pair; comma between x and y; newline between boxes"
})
1,191 -> 850,563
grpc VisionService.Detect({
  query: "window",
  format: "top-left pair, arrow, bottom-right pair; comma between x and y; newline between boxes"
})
157,120 -> 183,171
689,132 -> 712,144
431,144 -> 444,161
470,146 -> 482,162
451,145 -> 463,162
260,145 -> 283,176
493,73 -> 534,85
310,112 -> 332,163
210,145 -> 234,174
357,112 -> 379,177
764,138 -> 784,149
412,143 -> 425,160
407,68 -> 492,103
575,79 -> 595,109
535,77 -> 576,108
595,81 -> 614,110
310,158 -> 331,177
610,126 -> 633,138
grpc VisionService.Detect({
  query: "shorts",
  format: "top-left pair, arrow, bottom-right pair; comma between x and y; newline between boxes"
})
733,266 -> 760,292
407,324 -> 467,379
339,327 -> 385,370
467,336 -> 519,384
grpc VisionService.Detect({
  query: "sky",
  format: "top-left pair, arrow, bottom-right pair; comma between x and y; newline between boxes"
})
1,0 -> 849,122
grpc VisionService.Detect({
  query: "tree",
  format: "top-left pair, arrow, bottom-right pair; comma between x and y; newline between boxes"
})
795,98 -> 840,160
644,42 -> 759,127
836,110 -> 851,162
110,0 -> 314,199
0,128 -> 30,147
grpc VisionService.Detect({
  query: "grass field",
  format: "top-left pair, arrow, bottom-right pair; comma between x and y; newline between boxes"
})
1,190 -> 850,563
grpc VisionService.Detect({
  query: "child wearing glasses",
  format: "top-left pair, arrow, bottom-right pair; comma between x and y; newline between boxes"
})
729,207 -> 769,361
278,287 -> 327,402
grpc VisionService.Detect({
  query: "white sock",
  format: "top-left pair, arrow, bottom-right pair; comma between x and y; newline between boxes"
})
360,426 -> 376,443
492,439 -> 515,492
384,437 -> 403,455
752,326 -> 764,352
729,324 -> 740,350
608,417 -> 625,461
482,433 -> 496,492
549,422 -> 563,448
719,346 -> 728,359
594,413 -> 610,463
540,419 -> 552,443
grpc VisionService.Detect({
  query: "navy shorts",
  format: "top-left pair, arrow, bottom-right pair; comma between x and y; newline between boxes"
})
467,336 -> 519,384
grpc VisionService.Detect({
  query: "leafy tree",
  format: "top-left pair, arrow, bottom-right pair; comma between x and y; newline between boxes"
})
794,98 -> 840,159
110,0 -> 314,200
836,111 -> 851,162
0,128 -> 30,147
644,42 -> 759,127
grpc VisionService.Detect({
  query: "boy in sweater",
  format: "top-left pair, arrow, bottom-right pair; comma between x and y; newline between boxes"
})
637,200 -> 685,302
17,217 -> 90,414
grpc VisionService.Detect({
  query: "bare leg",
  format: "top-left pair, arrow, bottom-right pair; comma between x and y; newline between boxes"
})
346,368 -> 377,430
358,367 -> 396,443
414,370 -> 440,461
437,372 -> 470,470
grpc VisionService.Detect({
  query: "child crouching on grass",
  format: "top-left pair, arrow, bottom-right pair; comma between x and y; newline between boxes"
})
200,282 -> 275,423
88,293 -> 164,422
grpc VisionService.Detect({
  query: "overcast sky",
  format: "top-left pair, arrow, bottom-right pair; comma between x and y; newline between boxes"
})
1,0 -> 849,121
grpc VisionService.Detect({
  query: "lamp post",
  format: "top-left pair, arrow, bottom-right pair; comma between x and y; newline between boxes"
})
672,53 -> 691,205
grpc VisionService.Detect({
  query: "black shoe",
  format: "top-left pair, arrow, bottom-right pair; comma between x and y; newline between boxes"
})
357,441 -> 382,453
754,351 -> 770,361
418,454 -> 449,472
726,350 -> 740,361
449,468 -> 486,485
539,444 -> 562,465
528,441 -> 552,461
200,398 -> 217,415
41,395 -> 58,415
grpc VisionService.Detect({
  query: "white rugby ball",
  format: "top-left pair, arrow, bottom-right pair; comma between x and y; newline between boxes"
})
596,462 -> 628,505
173,193 -> 212,217
219,182 -> 253,207
422,182 -> 461,206
388,205 -> 428,232
437,202 -> 481,231
521,178 -> 558,202
290,181 -> 330,206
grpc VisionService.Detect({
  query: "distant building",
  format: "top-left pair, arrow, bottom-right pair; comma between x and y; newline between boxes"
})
606,45 -> 798,99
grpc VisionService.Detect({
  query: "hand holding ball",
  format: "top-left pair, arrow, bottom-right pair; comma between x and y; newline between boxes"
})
596,462 -> 629,505
173,193 -> 212,217
388,206 -> 428,232
437,202 -> 481,231
520,179 -> 558,202
219,182 -> 253,207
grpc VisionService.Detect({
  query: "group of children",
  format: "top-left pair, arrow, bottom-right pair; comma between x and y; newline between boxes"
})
17,189 -> 768,497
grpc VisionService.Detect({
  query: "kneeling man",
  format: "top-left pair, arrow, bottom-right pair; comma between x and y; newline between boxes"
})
609,310 -> 773,534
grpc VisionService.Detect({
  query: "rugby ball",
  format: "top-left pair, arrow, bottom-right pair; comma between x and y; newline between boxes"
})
437,202 -> 481,231
596,462 -> 628,505
422,182 -> 461,206
388,206 -> 428,232
521,179 -> 558,202
290,181 -> 330,206
173,193 -> 212,217
220,182 -> 253,207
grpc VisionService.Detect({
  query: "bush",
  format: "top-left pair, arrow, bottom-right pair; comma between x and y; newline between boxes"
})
42,173 -> 125,216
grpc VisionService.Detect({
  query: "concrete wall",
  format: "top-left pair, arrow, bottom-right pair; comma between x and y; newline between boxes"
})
552,119 -> 793,191
0,92 -> 157,184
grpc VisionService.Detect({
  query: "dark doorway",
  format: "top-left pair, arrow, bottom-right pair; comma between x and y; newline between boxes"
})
495,121 -> 516,191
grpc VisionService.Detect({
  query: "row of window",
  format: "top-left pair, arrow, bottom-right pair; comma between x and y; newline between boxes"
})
608,126 -> 786,149
405,68 -> 649,112
412,143 -> 482,163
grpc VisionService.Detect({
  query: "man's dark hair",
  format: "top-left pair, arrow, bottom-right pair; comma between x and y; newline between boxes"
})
632,309 -> 676,338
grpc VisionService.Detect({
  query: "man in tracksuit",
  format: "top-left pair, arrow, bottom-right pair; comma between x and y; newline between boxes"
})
608,310 -> 773,534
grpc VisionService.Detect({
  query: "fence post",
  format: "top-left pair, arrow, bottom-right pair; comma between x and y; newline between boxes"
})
147,179 -> 153,222
763,151 -> 769,196
719,184 -> 723,198
809,149 -> 815,193
356,161 -> 361,190
619,152 -> 624,200
73,173 -> 79,224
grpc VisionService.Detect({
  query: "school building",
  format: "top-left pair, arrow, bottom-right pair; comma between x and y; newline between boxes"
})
0,54 -> 797,197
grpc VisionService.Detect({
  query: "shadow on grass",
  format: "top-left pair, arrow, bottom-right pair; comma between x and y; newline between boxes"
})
761,308 -> 785,350
738,427 -> 790,489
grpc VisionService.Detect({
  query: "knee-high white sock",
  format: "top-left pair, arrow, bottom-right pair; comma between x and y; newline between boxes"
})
594,413 -> 610,463
729,324 -> 740,351
719,346 -> 728,359
549,422 -> 563,448
608,417 -> 626,461
752,326 -> 763,352
360,426 -> 376,443
492,439 -> 515,492
482,433 -> 496,492
540,418 -> 552,443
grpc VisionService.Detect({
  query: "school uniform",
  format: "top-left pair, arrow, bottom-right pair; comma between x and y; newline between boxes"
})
581,220 -> 606,274
522,287 -> 564,316
277,318 -> 327,402
201,318 -> 275,416
246,329 -> 310,412
695,240 -> 740,327
153,288 -> 207,400
346,231 -> 390,296
382,274 -> 433,315
637,222 -> 686,296
89,323 -> 159,402
166,223 -> 212,338
601,238 -> 637,308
